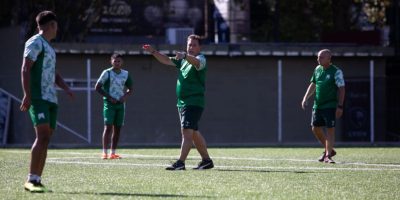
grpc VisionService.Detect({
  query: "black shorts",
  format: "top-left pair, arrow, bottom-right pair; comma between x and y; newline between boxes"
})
178,105 -> 203,130
311,108 -> 336,128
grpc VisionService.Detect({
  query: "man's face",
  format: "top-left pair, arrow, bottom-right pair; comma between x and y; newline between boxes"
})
317,51 -> 331,67
187,38 -> 201,56
49,21 -> 58,39
111,57 -> 123,69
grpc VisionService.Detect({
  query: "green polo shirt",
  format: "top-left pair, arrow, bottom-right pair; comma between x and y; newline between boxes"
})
170,54 -> 207,108
310,64 -> 345,109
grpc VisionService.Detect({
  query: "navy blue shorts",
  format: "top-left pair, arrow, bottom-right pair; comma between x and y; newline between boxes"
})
311,108 -> 336,128
178,106 -> 203,130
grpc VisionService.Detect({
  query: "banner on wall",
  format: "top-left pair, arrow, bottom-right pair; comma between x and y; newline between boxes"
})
342,79 -> 370,142
84,0 -> 205,36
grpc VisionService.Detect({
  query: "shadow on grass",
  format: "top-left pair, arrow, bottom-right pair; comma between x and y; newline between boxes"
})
60,191 -> 214,198
216,169 -> 325,174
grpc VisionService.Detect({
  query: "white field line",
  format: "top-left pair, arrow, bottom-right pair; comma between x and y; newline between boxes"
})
47,153 -> 400,168
6,150 -> 400,169
46,160 -> 400,172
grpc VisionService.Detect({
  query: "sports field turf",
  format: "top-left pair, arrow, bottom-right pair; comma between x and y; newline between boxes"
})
1,147 -> 400,199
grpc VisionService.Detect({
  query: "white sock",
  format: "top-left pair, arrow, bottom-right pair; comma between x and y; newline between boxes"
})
111,149 -> 116,154
103,149 -> 108,154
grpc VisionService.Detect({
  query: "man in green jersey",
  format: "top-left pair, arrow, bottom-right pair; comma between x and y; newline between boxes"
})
95,53 -> 133,160
302,49 -> 345,164
143,34 -> 214,170
20,11 -> 73,192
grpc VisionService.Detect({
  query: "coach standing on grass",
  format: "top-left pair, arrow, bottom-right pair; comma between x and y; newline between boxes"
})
301,49 -> 345,164
142,34 -> 214,170
20,11 -> 73,192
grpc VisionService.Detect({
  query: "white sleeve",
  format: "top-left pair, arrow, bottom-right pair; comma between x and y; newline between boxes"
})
96,70 -> 108,85
195,55 -> 206,71
335,69 -> 345,87
23,38 -> 43,61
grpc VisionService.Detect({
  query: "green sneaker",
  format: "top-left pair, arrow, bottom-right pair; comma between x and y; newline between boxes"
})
24,180 -> 52,193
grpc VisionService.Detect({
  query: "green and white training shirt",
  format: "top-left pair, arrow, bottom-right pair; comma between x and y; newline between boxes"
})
96,68 -> 133,103
310,64 -> 345,109
23,34 -> 57,104
170,54 -> 207,108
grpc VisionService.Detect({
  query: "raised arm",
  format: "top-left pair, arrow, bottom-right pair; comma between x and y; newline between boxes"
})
142,44 -> 175,66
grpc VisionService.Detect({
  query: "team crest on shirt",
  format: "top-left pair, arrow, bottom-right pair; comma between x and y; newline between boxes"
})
38,113 -> 45,120
326,74 -> 331,80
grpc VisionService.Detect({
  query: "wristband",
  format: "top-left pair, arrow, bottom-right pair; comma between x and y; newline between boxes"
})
337,105 -> 343,109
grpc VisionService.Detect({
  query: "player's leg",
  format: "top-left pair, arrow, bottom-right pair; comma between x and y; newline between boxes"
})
179,128 -> 194,162
102,125 -> 113,159
110,126 -> 121,159
311,109 -> 326,146
311,109 -> 328,161
193,131 -> 210,160
110,104 -> 124,159
32,124 -> 52,177
323,108 -> 337,163
311,126 -> 326,146
102,104 -> 115,159
25,100 -> 53,192
37,102 -> 56,176
166,128 -> 192,170
166,106 -> 195,170
325,127 -> 335,163
193,130 -> 214,170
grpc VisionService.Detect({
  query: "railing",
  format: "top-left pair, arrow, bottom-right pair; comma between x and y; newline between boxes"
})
0,88 -> 89,144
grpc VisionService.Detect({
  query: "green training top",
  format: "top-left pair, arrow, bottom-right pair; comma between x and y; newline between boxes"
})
96,67 -> 133,104
310,64 -> 345,109
170,54 -> 207,108
23,34 -> 58,104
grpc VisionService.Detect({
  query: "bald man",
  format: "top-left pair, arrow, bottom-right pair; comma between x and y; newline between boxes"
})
301,49 -> 345,164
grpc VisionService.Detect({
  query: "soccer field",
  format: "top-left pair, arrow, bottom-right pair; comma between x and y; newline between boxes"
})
1,147 -> 400,199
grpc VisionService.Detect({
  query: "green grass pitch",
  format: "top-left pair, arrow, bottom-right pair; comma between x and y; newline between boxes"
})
1,147 -> 400,199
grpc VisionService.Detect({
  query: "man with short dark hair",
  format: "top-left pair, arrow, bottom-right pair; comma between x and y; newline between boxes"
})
95,53 -> 133,160
301,49 -> 345,164
21,10 -> 73,192
143,34 -> 214,170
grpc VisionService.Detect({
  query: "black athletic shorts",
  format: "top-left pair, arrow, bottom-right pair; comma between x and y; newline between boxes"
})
178,105 -> 203,130
311,108 -> 336,128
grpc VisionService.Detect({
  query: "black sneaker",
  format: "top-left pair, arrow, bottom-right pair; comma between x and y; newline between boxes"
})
318,149 -> 337,162
166,160 -> 185,170
324,156 -> 336,164
193,159 -> 214,170
24,180 -> 51,193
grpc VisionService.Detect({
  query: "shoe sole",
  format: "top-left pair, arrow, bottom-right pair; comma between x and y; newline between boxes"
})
24,187 -> 45,193
166,167 -> 185,170
193,163 -> 214,170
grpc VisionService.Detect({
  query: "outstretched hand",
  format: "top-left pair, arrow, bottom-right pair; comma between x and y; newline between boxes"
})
175,51 -> 186,60
142,44 -> 155,53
